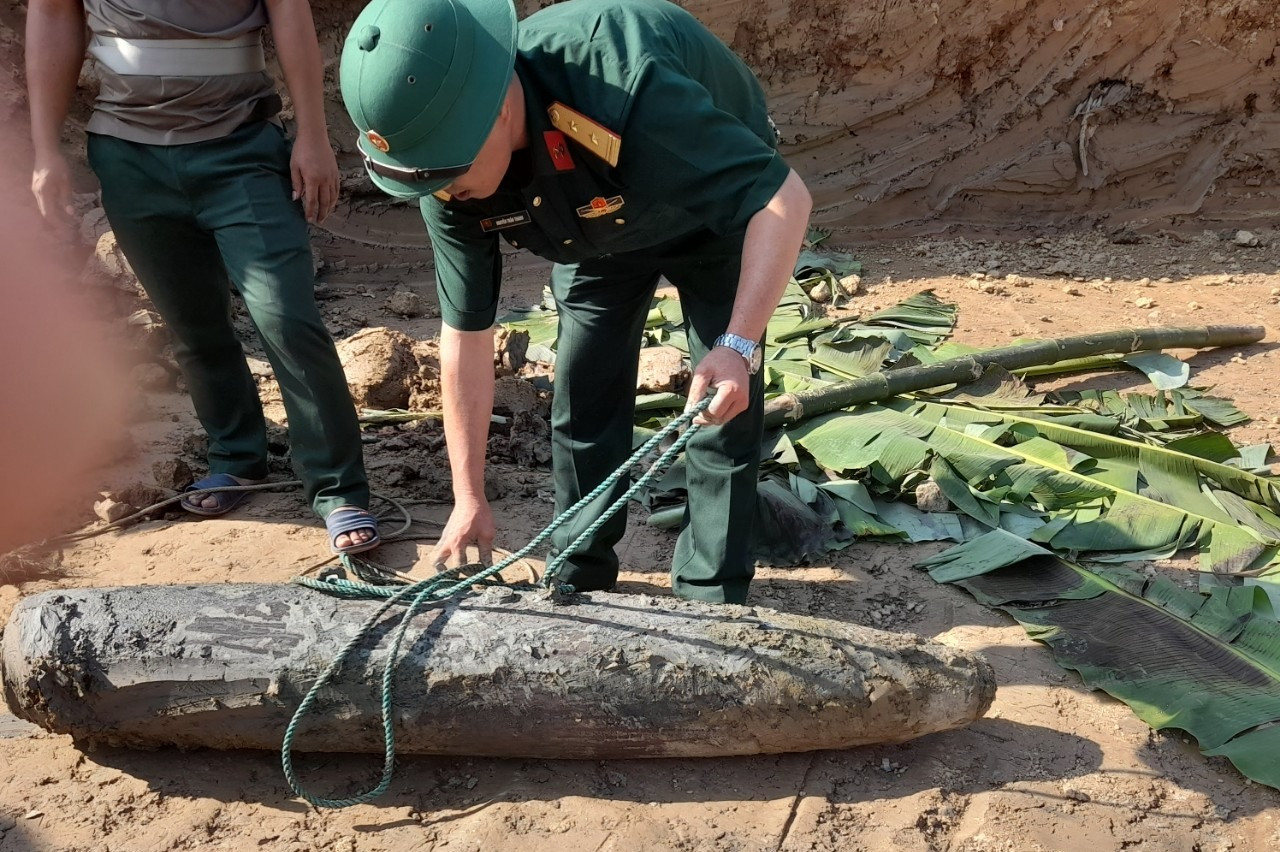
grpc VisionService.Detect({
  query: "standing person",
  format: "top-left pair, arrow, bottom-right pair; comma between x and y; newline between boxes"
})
341,0 -> 811,602
27,0 -> 380,554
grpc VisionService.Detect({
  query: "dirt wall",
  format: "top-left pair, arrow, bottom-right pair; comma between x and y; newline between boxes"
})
719,0 -> 1280,236
313,0 -> 1280,237
5,0 -> 1279,237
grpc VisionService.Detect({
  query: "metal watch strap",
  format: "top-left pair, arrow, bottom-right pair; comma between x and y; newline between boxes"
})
713,333 -> 761,374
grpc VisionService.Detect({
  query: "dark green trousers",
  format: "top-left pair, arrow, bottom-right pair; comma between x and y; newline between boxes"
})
549,229 -> 763,604
87,121 -> 368,517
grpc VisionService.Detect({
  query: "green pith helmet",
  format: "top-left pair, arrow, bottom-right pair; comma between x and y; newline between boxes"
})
340,0 -> 518,198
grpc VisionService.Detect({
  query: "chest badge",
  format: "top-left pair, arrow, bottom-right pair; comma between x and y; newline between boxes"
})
544,131 -> 575,171
576,195 -> 624,219
480,210 -> 532,232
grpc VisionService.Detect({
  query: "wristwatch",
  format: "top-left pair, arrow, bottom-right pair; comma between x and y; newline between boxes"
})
713,333 -> 763,375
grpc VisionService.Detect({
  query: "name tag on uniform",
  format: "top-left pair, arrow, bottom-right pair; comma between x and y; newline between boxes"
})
480,210 -> 531,232
576,195 -> 624,219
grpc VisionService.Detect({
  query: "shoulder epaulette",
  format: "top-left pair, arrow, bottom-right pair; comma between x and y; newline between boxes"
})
547,102 -> 621,167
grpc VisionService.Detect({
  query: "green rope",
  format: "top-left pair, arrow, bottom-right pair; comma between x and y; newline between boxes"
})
281,397 -> 711,807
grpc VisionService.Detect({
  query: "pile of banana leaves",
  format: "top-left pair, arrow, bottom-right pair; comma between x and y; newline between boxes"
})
497,235 -> 1280,789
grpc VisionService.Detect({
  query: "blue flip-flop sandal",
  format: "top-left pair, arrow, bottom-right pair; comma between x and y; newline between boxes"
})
180,473 -> 259,517
326,507 -> 382,556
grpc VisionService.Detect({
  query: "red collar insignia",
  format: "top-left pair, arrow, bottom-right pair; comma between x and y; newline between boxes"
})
544,130 -> 575,171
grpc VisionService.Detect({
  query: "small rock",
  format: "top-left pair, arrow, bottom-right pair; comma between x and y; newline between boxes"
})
78,207 -> 109,244
1138,277 -> 1152,287
1134,297 -> 1156,308
385,288 -> 424,317
150,458 -> 194,492
1006,274 -> 1030,287
494,328 -> 530,373
93,496 -> 134,525
107,483 -> 172,516
1188,301 -> 1202,310
126,309 -> 171,354
22,810 -> 43,820
86,231 -> 135,281
1159,276 -> 1172,283
245,357 -> 274,380
809,281 -> 832,303
1063,286 -> 1081,296
130,362 -> 172,391
636,346 -> 690,394
837,273 -> 863,296
915,479 -> 950,513
1270,288 -> 1279,297
1233,230 -> 1260,247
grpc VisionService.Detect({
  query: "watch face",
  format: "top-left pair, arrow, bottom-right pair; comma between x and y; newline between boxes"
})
748,345 -> 763,374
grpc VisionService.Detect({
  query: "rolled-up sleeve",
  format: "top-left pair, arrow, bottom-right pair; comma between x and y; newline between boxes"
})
420,196 -> 503,331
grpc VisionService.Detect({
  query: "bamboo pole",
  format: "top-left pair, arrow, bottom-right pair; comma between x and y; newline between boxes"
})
764,324 -> 1266,428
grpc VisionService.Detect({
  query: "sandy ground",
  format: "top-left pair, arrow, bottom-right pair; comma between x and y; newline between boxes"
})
3,204 -> 1280,851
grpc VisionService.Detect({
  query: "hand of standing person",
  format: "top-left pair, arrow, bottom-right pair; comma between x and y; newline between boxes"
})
26,0 -> 86,240
266,0 -> 339,224
30,150 -> 76,236
289,127 -> 339,224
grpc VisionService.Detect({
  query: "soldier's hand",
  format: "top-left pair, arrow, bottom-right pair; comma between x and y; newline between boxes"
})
688,347 -> 750,426
289,128 -> 340,225
429,497 -> 496,572
30,152 -> 75,238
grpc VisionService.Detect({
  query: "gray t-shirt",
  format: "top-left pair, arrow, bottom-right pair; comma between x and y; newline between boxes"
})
84,0 -> 279,145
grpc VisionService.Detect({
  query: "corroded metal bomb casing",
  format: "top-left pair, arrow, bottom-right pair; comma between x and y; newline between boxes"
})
3,584 -> 995,757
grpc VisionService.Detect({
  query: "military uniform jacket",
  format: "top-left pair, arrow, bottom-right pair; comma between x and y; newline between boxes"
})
422,0 -> 791,332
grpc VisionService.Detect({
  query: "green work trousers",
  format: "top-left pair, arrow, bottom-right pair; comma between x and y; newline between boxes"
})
548,229 -> 763,604
87,121 -> 368,518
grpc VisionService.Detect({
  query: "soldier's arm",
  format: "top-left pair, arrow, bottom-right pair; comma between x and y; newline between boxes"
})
687,169 -> 812,425
26,0 -> 86,227
420,198 -> 504,566
432,325 -> 497,568
726,169 -> 812,345
264,0 -> 338,223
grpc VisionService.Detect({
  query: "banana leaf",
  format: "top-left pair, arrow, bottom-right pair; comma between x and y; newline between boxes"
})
791,403 -> 1280,576
1053,387 -> 1250,432
895,399 -> 1280,513
917,539 -> 1280,790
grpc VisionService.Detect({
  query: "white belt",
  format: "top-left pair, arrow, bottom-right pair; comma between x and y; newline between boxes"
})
88,32 -> 266,77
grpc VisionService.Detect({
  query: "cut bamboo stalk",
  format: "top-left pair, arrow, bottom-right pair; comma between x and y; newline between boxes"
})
764,324 -> 1266,428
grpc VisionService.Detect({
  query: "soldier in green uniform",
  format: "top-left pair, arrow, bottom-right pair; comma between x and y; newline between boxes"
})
341,0 -> 812,603
27,0 -> 379,554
